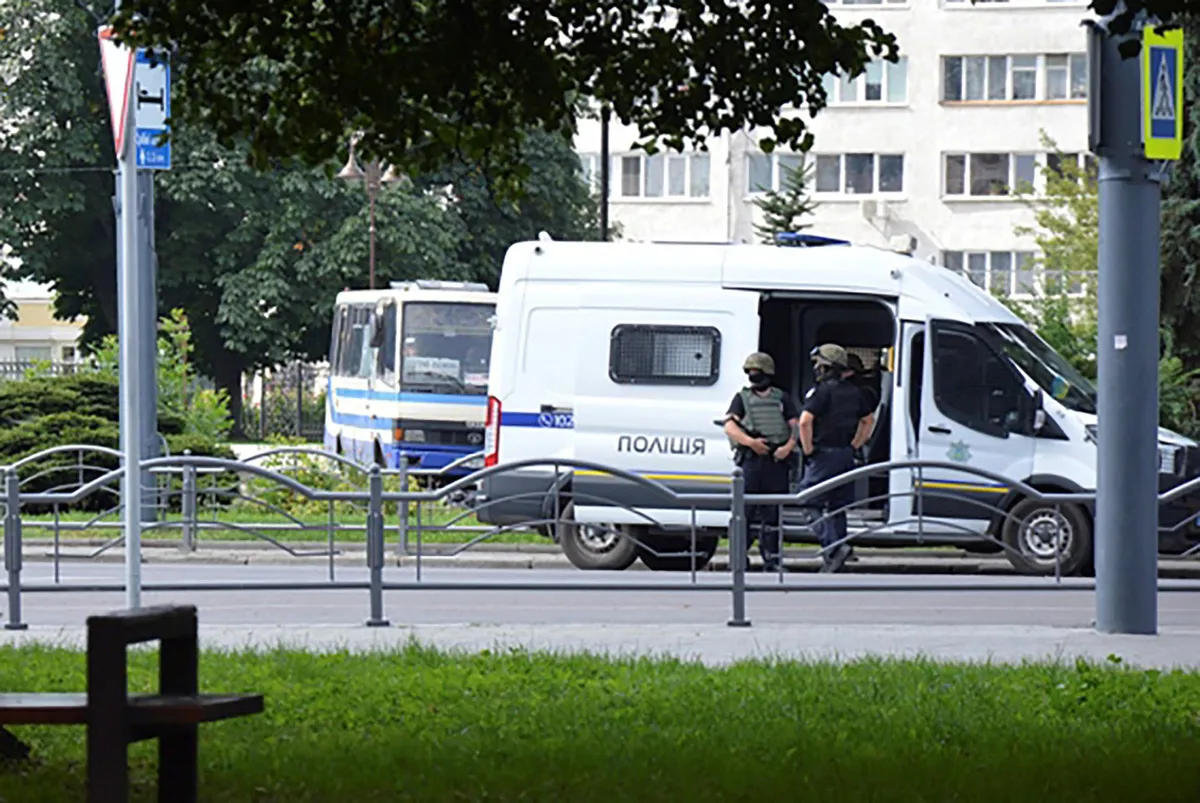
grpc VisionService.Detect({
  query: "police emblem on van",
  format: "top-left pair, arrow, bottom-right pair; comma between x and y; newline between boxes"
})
617,435 -> 705,455
947,440 -> 972,464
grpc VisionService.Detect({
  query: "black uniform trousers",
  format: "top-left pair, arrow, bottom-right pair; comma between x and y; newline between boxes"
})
742,451 -> 791,565
797,446 -> 856,549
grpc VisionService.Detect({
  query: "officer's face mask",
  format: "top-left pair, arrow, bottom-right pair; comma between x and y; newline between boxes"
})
746,371 -> 771,390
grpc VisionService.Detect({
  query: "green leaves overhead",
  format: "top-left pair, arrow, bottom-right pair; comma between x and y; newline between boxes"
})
109,0 -> 898,187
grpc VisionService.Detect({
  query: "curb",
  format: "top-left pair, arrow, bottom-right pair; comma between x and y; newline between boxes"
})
17,547 -> 1200,578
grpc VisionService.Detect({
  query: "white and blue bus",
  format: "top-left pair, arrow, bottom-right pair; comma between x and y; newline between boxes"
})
324,280 -> 497,479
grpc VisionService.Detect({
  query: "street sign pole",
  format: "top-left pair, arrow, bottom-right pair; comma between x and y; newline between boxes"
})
115,35 -> 144,610
1087,14 -> 1183,635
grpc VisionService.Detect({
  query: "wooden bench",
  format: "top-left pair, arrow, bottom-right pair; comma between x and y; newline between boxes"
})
0,604 -> 264,803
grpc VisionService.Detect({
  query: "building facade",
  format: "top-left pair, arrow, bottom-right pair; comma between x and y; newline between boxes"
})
0,281 -> 84,369
573,0 -> 1091,299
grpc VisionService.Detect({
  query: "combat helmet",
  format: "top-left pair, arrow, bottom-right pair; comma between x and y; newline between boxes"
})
742,352 -> 776,375
810,343 -> 848,369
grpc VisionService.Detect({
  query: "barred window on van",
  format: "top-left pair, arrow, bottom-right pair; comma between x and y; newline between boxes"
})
608,325 -> 721,386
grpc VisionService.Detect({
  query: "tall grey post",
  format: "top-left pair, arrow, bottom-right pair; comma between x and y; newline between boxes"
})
365,465 -> 390,627
4,470 -> 26,630
1088,17 -> 1163,634
138,172 -> 160,519
113,4 -> 145,608
117,173 -> 160,526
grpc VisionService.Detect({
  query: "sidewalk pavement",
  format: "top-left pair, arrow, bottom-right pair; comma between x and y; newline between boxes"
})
15,540 -> 1200,577
3,621 -> 1198,670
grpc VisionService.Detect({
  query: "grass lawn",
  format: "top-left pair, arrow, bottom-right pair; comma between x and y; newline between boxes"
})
0,646 -> 1197,801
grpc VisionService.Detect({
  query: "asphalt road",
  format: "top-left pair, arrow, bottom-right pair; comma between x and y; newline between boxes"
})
6,562 -> 1200,629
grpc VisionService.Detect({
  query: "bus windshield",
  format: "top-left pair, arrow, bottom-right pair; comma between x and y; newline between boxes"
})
981,322 -> 1097,414
400,301 -> 494,396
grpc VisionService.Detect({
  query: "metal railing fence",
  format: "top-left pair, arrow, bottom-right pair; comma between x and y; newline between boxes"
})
3,445 -> 1200,630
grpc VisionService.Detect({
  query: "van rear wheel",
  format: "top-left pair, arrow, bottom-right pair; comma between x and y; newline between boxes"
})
558,502 -> 639,571
1001,498 -> 1092,577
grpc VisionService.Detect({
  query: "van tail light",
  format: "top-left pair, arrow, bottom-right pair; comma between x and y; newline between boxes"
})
484,396 -> 501,467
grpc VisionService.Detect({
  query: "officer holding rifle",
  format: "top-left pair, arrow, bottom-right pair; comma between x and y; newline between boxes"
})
722,352 -> 799,573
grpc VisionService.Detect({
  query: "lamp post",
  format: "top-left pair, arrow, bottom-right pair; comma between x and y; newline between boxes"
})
337,138 -> 403,289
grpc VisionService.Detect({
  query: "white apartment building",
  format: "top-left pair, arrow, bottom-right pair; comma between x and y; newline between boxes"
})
573,0 -> 1091,299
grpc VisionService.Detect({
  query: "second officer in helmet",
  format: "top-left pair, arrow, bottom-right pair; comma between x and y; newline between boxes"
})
722,351 -> 799,572
799,343 -> 876,573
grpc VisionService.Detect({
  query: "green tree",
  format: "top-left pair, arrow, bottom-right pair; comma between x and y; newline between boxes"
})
108,0 -> 898,188
752,160 -> 818,244
1159,16 -> 1200,375
1009,132 -> 1099,379
1008,132 -> 1200,435
0,1 -> 604,431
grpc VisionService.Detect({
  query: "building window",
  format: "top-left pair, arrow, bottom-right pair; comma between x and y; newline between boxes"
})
942,54 -> 1088,102
821,58 -> 908,104
746,151 -> 806,194
1047,152 -> 1097,178
943,153 -> 1036,197
814,153 -> 905,195
608,324 -> 721,386
576,153 -> 602,193
15,345 -> 52,363
943,0 -> 1086,5
940,250 -> 1089,297
615,152 -> 710,199
61,346 -> 76,362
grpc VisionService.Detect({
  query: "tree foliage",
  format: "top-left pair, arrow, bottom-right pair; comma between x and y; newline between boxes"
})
1008,133 -> 1200,436
1159,15 -> 1200,376
753,161 -> 818,245
108,0 -> 898,187
0,0 -> 603,427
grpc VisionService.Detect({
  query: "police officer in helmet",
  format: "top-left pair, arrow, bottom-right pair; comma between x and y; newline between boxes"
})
799,343 -> 875,573
722,351 -> 800,572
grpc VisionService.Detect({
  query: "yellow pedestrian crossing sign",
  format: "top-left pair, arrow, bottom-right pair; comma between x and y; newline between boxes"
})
1142,26 -> 1185,161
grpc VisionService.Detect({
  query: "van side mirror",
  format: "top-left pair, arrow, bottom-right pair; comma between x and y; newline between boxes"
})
1029,389 -> 1046,433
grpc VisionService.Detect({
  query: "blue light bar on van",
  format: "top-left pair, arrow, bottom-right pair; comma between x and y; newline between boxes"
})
774,233 -> 850,247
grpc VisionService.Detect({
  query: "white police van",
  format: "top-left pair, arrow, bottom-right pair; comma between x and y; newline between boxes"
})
477,237 -> 1200,575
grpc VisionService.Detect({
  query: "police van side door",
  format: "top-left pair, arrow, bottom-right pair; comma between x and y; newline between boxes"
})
571,286 -> 761,529
913,317 -> 1036,533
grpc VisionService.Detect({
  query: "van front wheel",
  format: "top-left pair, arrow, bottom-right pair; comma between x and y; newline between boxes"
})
1001,498 -> 1093,577
558,502 -> 639,571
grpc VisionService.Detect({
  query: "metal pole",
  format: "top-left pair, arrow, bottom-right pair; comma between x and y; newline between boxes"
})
181,456 -> 197,553
295,361 -> 303,438
599,106 -> 610,241
115,18 -> 144,609
368,169 -> 378,290
4,470 -> 27,630
728,468 -> 750,628
397,459 -> 410,556
365,465 -> 390,626
137,171 -> 159,525
1089,13 -> 1162,635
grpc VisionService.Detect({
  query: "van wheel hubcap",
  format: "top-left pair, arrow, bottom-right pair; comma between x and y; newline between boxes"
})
578,524 -> 620,554
1020,509 -> 1074,561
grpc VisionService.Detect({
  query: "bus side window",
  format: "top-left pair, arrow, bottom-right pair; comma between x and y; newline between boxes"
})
330,305 -> 348,376
377,302 -> 398,385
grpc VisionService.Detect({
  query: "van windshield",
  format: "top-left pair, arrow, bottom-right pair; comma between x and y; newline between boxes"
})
981,322 -> 1097,414
400,301 -> 494,396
